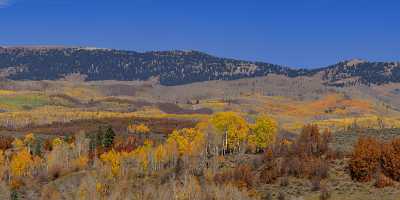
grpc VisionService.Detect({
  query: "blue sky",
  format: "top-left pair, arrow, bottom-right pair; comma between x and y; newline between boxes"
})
0,0 -> 399,68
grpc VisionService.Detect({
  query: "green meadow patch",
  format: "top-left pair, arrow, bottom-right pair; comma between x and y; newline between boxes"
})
0,94 -> 50,110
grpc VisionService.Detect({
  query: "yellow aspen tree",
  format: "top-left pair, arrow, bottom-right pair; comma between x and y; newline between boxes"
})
128,124 -> 151,141
249,115 -> 278,151
211,112 -> 249,153
100,149 -> 121,177
0,150 -> 5,179
10,148 -> 33,177
166,128 -> 205,157
154,145 -> 167,171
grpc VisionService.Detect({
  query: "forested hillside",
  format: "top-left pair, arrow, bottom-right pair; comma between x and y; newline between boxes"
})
0,47 -> 307,86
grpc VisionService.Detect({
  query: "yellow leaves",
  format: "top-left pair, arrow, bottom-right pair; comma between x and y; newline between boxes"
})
0,89 -> 16,96
211,112 -> 249,151
0,150 -> 5,179
10,148 -> 33,177
73,156 -> 89,171
127,123 -> 150,134
166,128 -> 204,157
0,150 -> 4,165
52,138 -> 64,148
24,133 -> 35,144
132,146 -> 149,171
12,138 -> 24,149
249,115 -> 277,150
154,145 -> 167,163
100,149 -> 121,177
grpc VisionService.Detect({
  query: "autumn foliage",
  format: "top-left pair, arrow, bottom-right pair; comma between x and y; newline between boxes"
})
381,138 -> 400,181
259,125 -> 332,186
348,137 -> 382,182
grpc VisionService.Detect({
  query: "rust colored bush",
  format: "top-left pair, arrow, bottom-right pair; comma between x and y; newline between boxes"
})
214,165 -> 254,188
0,136 -> 13,150
43,139 -> 53,151
293,125 -> 330,158
282,156 -> 302,177
381,138 -> 400,181
281,156 -> 328,180
113,135 -> 138,153
348,137 -> 381,182
260,162 -> 280,184
374,172 -> 394,188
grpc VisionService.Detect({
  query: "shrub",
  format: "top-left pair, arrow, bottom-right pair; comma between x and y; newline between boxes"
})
320,185 -> 331,200
113,136 -> 138,153
381,138 -> 400,181
260,152 -> 280,184
310,158 -> 329,179
295,124 -> 327,157
282,156 -> 302,177
277,192 -> 286,200
374,172 -> 394,188
214,165 -> 254,189
260,164 -> 280,184
11,190 -> 18,200
310,177 -> 321,191
348,137 -> 381,182
0,136 -> 13,150
280,176 -> 289,187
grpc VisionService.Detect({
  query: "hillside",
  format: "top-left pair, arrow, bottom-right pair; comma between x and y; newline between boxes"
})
317,59 -> 400,87
0,47 -> 399,87
0,47 -> 309,86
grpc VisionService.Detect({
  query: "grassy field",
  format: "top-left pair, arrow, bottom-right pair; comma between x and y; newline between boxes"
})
0,93 -> 50,111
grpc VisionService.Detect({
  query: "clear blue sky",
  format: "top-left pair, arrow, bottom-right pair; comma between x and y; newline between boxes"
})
0,0 -> 399,68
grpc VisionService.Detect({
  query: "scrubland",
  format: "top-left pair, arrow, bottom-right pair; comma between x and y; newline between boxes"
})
0,80 -> 399,199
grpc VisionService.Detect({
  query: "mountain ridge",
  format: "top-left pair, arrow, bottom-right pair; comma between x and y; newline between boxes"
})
0,46 -> 398,86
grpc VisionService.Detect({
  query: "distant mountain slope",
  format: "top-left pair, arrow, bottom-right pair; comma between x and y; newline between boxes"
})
317,59 -> 400,87
0,47 -> 399,86
0,47 -> 308,85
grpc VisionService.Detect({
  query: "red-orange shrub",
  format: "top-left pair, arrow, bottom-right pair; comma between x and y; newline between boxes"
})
293,125 -> 330,158
381,138 -> 400,181
348,137 -> 381,182
374,172 -> 394,188
0,136 -> 13,150
260,160 -> 280,184
214,165 -> 254,188
113,136 -> 138,152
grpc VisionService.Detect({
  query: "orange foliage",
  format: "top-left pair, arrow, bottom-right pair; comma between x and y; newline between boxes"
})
374,173 -> 394,188
214,165 -> 254,189
10,148 -> 34,177
349,137 -> 381,182
381,138 -> 400,181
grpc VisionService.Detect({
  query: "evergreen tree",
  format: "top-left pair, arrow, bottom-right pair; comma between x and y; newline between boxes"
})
102,126 -> 116,149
